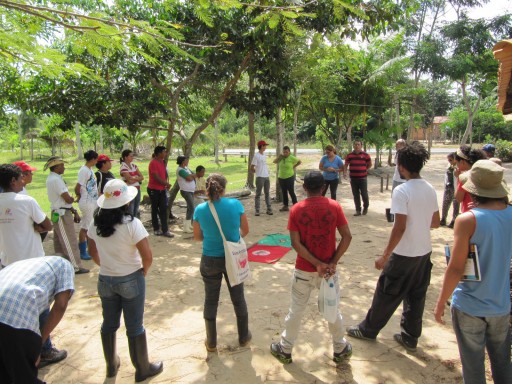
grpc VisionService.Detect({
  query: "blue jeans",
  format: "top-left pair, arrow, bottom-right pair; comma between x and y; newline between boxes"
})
39,308 -> 52,353
128,188 -> 141,218
98,269 -> 146,337
451,307 -> 511,384
180,190 -> 195,220
200,256 -> 248,321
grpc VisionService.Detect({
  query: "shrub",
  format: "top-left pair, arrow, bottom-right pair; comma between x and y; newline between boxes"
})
495,139 -> 512,162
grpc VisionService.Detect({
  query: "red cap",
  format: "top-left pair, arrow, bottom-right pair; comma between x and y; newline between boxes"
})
257,140 -> 269,147
13,161 -> 36,172
98,154 -> 113,162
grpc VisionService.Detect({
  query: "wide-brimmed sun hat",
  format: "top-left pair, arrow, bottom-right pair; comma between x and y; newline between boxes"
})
461,160 -> 509,198
97,179 -> 138,209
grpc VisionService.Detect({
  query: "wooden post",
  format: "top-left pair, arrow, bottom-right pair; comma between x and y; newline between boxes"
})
386,174 -> 389,190
380,176 -> 384,193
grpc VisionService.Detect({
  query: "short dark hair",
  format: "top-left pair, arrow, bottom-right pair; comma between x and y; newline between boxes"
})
153,146 -> 166,158
0,164 -> 22,190
397,142 -> 429,174
470,194 -> 509,205
196,165 -> 205,173
84,150 -> 98,161
283,146 -> 290,151
455,145 -> 486,165
96,160 -> 107,170
176,156 -> 188,165
303,170 -> 325,193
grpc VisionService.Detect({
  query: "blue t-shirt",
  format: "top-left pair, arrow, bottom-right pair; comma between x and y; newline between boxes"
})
193,198 -> 245,257
320,155 -> 344,181
452,206 -> 512,317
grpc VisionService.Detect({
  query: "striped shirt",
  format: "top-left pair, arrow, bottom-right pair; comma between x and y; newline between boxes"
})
345,151 -> 371,178
0,256 -> 74,334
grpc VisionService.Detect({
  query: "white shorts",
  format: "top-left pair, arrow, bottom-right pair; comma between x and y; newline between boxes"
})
79,201 -> 97,230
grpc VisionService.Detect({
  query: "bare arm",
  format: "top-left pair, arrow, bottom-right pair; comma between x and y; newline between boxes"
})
87,237 -> 101,267
375,213 -> 407,270
290,230 -> 330,277
40,290 -> 72,346
434,213 -> 474,323
74,183 -> 81,201
318,160 -> 325,171
60,191 -> 75,204
240,213 -> 249,237
431,210 -> 441,228
136,238 -> 152,276
328,224 -> 352,274
193,221 -> 203,241
152,172 -> 168,187
136,169 -> 144,182
34,217 -> 52,233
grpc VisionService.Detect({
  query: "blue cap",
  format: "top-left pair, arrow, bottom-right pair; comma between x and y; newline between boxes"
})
482,144 -> 495,152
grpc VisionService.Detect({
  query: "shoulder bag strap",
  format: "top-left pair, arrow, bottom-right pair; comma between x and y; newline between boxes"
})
208,202 -> 227,242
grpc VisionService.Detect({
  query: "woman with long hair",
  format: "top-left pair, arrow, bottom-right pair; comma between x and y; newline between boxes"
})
120,149 -> 144,218
147,146 -> 173,238
454,145 -> 486,213
176,155 -> 196,233
88,179 -> 163,382
319,144 -> 345,200
192,173 -> 251,352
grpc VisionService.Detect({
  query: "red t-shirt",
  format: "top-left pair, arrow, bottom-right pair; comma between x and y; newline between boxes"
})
287,196 -> 348,272
147,159 -> 168,190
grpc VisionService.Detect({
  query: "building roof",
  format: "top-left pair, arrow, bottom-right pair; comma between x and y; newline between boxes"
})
492,39 -> 512,115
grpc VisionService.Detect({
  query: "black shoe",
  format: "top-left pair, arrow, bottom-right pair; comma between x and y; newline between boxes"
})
440,219 -> 446,226
353,212 -> 362,217
270,342 -> 292,364
333,342 -> 353,363
447,221 -> 455,228
362,208 -> 368,215
394,333 -> 417,352
266,210 -> 273,215
39,347 -> 67,368
255,211 -> 260,216
75,267 -> 89,275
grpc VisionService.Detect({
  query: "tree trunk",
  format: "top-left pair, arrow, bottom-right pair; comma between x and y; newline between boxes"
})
460,79 -> 481,145
275,107 -> 284,203
75,121 -> 83,160
246,74 -> 256,189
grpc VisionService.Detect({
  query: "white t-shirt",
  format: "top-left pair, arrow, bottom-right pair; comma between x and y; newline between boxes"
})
391,179 -> 438,257
251,152 -> 270,178
176,166 -> 196,192
46,172 -> 72,210
120,162 -> 140,188
0,193 -> 46,266
77,165 -> 98,204
88,217 -> 149,276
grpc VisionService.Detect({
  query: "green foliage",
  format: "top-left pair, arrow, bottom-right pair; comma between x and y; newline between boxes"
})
495,139 -> 512,162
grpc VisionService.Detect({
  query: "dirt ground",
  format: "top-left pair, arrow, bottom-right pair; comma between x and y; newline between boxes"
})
39,153 -> 511,384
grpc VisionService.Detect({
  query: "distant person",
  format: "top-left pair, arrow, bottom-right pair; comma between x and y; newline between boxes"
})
44,157 -> 89,274
75,150 -> 99,260
13,160 -> 37,195
344,140 -> 372,216
251,140 -> 273,216
319,144 -> 344,200
347,142 -> 440,352
193,165 -> 206,207
88,179 -> 163,381
95,154 -> 115,195
270,170 -> 352,364
147,146 -> 173,238
193,174 -> 251,352
120,149 -> 144,218
435,160 -> 512,384
392,139 -> 406,191
0,256 -> 74,384
454,146 -> 486,213
440,152 -> 459,228
274,145 -> 301,211
176,156 -> 197,234
482,143 -> 496,159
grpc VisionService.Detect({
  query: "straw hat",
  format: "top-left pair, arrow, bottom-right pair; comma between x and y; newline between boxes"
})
43,156 -> 65,171
97,179 -> 138,209
461,160 -> 509,198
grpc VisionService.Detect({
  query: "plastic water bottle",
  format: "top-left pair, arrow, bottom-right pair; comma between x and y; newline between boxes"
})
323,277 -> 338,323
444,244 -> 451,264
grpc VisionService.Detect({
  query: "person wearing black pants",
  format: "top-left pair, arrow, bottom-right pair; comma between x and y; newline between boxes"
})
274,146 -> 301,211
147,188 -> 168,235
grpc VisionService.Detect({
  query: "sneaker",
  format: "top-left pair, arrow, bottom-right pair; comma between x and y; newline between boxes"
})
393,333 -> 417,352
162,231 -> 174,238
353,212 -> 362,217
255,211 -> 260,216
346,325 -> 376,341
266,210 -> 273,215
362,208 -> 368,215
333,342 -> 353,363
270,342 -> 292,364
279,206 -> 289,212
154,230 -> 163,236
440,219 -> 447,226
75,267 -> 89,275
39,347 -> 67,368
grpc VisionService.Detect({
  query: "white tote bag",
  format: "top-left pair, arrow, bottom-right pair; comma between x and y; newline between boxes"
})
208,202 -> 251,287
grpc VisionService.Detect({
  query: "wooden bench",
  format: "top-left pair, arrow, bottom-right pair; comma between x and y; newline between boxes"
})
221,152 -> 248,162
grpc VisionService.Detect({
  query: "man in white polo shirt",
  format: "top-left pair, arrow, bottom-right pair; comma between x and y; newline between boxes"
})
250,140 -> 273,216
